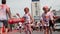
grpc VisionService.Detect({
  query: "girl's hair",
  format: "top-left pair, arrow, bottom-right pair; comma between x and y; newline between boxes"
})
2,0 -> 6,4
24,7 -> 29,11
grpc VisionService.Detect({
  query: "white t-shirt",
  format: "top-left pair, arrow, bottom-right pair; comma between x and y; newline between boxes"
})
0,4 -> 9,20
41,11 -> 54,26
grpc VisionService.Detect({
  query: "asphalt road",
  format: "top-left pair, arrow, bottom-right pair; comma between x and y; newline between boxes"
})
4,30 -> 60,34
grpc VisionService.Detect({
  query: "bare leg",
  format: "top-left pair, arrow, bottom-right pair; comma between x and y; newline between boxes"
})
25,25 -> 28,34
28,24 -> 32,34
49,27 -> 52,34
0,28 -> 3,34
44,27 -> 49,34
5,28 -> 8,34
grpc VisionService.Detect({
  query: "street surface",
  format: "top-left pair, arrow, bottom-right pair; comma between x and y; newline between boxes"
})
2,30 -> 60,34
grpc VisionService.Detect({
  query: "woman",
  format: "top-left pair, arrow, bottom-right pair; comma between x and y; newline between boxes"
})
23,7 -> 34,34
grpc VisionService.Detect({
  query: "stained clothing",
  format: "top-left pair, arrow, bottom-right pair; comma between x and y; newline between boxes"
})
0,4 -> 9,28
0,4 -> 9,20
41,11 -> 54,26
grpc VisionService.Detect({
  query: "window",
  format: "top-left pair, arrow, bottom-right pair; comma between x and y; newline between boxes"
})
35,3 -> 37,7
36,10 -> 38,15
35,3 -> 38,15
32,0 -> 39,1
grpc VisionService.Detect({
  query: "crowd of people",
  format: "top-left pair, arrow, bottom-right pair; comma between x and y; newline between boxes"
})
0,0 -> 57,34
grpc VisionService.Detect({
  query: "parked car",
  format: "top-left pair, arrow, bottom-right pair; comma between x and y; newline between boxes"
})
54,18 -> 60,31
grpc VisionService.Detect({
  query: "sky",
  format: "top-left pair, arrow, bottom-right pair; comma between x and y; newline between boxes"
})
40,0 -> 60,15
40,0 -> 60,10
0,0 -> 31,17
0,0 -> 60,16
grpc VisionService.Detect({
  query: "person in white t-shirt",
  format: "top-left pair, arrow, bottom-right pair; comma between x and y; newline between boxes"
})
41,6 -> 54,34
0,0 -> 11,34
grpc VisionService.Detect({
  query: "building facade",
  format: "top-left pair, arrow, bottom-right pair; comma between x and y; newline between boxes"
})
31,0 -> 40,22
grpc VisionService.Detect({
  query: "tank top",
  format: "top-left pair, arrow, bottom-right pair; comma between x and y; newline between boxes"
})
23,13 -> 30,23
0,4 -> 9,20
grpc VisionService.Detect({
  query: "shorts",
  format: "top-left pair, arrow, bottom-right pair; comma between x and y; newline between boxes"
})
0,20 -> 8,28
19,25 -> 22,28
43,26 -> 49,30
40,26 -> 42,29
49,20 -> 54,28
44,23 -> 49,27
24,23 -> 29,25
0,22 -> 3,27
35,27 -> 39,29
19,26 -> 21,28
